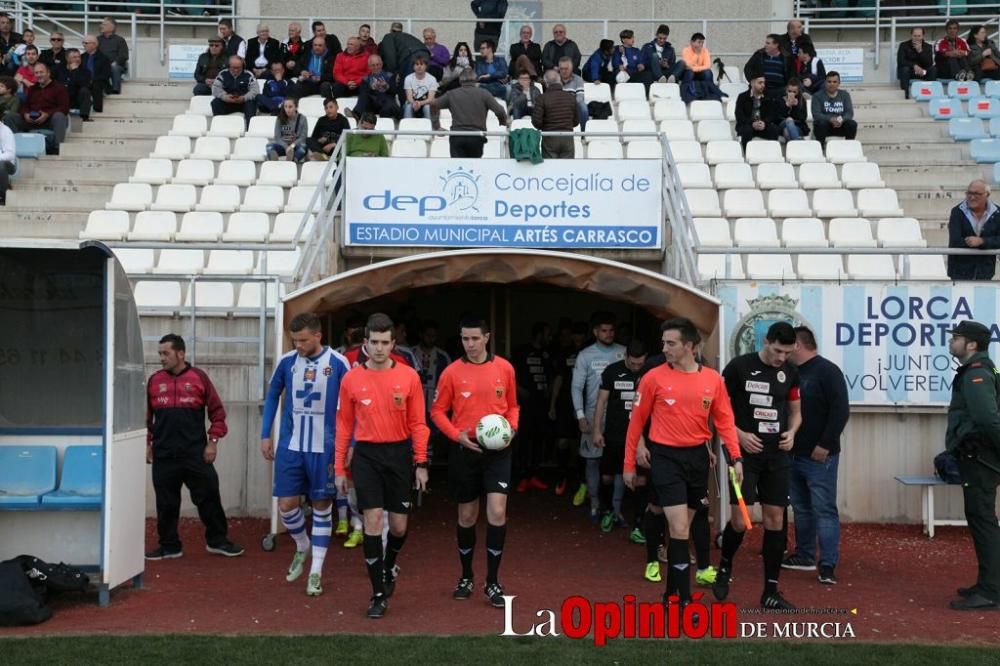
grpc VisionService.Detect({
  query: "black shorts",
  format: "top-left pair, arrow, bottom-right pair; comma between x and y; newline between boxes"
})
729,452 -> 790,507
600,440 -> 626,476
448,444 -> 512,504
649,442 -> 709,509
352,441 -> 413,514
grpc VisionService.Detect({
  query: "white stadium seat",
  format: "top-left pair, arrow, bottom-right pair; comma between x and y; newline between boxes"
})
798,162 -> 841,189
876,218 -> 926,247
257,160 -> 299,187
151,136 -> 191,160
285,186 -> 321,213
767,189 -> 812,217
689,100 -> 723,121
258,248 -> 302,276
270,213 -> 315,242
336,97 -> 358,113
584,82 -> 612,103
847,254 -> 897,279
391,139 -> 429,157
841,162 -> 885,188
510,118 -> 534,130
785,140 -> 825,165
626,141 -> 662,158
130,158 -> 174,185
114,248 -> 155,273
584,119 -> 618,142
81,210 -> 130,240
697,254 -> 744,280
483,139 -> 505,158
649,82 -> 680,100
826,140 -> 867,164
132,280 -> 183,308
713,163 -> 755,189
621,119 -> 657,140
614,83 -> 646,102
720,82 -> 745,100
904,254 -> 949,279
188,96 -> 213,116
246,115 -> 276,138
398,117 -> 433,141
207,114 -> 245,138
756,163 -> 798,189
237,281 -> 280,309
586,141 -> 623,159
653,99 -> 687,121
172,159 -> 216,185
153,249 -> 205,274
128,211 -> 177,241
677,163 -> 713,188
175,212 -> 225,241
746,254 -> 796,279
734,218 -> 780,247
149,184 -> 198,213
745,140 -> 784,165
685,189 -> 722,217
215,159 -> 257,186
696,119 -> 733,142
857,188 -> 905,217
796,255 -> 845,279
168,114 -> 207,138
723,189 -> 767,217
204,250 -> 256,274
195,185 -> 242,213
705,140 -> 743,165
106,183 -> 152,211
184,281 -> 235,309
299,161 -> 328,186
241,185 -> 285,213
668,140 -> 703,163
617,100 -> 651,121
231,137 -> 268,161
662,119 -> 695,141
222,212 -> 271,242
725,97 -> 737,122
191,136 -> 231,161
812,189 -> 858,218
693,218 -> 733,247
298,97 -> 325,117
429,138 -> 451,157
781,218 -> 829,247
829,218 -> 877,247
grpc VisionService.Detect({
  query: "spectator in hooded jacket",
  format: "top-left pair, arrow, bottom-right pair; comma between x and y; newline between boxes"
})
642,24 -> 684,83
897,27 -> 936,98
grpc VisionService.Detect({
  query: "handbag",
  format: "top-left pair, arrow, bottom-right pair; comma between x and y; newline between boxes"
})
982,57 -> 998,72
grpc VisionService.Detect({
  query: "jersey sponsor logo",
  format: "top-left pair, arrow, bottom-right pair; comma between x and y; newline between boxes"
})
460,391 -> 472,399
624,401 -> 633,411
750,370 -> 762,376
745,380 -> 770,394
304,368 -> 316,382
158,383 -> 168,393
753,407 -> 778,420
749,393 -> 773,407
183,382 -> 193,392
529,365 -> 544,374
664,398 -> 676,406
777,370 -> 786,383
498,481 -> 508,489
758,421 -> 780,434
532,373 -> 547,383
155,395 -> 169,405
620,391 -> 635,401
495,386 -> 504,399
702,397 -> 712,410
613,381 -> 634,390
323,366 -> 332,376
361,398 -> 372,406
972,377 -> 985,383
401,501 -> 411,508
591,360 -> 610,371
393,392 -> 404,407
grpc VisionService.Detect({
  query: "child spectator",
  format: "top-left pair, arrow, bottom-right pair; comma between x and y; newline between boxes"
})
267,97 -> 308,162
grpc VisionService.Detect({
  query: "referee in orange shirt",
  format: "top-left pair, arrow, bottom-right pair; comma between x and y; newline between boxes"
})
431,316 -> 520,608
335,313 -> 430,619
624,317 -> 743,606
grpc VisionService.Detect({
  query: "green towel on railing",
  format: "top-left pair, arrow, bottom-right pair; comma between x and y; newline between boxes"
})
509,128 -> 543,164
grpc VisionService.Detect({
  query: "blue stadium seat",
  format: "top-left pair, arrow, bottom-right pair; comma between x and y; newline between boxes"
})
0,446 -> 57,506
928,97 -> 966,119
949,117 -> 987,140
969,96 -> 1000,119
14,132 -> 45,158
948,80 -> 981,100
990,117 -> 1000,137
970,138 -> 1000,163
986,80 -> 1000,99
994,162 -> 1000,183
40,446 -> 103,509
910,80 -> 943,100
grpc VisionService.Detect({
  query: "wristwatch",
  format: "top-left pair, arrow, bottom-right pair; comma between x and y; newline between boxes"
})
732,457 -> 743,464
414,462 -> 428,469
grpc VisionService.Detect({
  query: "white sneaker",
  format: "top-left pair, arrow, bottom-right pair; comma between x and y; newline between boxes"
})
286,550 -> 308,582
306,572 -> 323,596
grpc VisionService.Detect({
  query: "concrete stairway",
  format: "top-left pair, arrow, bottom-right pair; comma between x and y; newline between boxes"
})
0,80 -> 188,239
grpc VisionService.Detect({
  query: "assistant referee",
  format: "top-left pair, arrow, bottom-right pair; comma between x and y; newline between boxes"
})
624,317 -> 743,606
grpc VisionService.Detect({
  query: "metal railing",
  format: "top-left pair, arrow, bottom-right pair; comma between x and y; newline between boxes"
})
292,126 -> 697,287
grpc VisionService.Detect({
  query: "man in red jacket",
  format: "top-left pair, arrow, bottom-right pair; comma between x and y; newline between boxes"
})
145,334 -> 244,560
331,36 -> 370,99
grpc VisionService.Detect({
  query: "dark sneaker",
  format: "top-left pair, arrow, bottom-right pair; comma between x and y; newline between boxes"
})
484,581 -> 506,608
712,568 -> 731,601
958,585 -> 980,598
453,576 -> 474,600
383,564 -> 400,598
205,542 -> 245,557
145,547 -> 182,560
950,592 -> 1000,611
367,593 -> 388,618
781,554 -> 817,571
818,565 -> 837,585
761,590 -> 796,610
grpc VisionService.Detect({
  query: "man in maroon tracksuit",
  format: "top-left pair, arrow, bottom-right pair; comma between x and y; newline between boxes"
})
145,333 -> 244,559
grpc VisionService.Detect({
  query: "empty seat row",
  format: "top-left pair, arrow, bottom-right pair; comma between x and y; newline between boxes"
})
132,280 -> 280,311
929,96 -> 1000,119
0,445 -> 102,509
82,210 -> 315,243
105,183 -> 322,214
189,95 -> 359,117
130,158 -> 331,187
693,217 -> 926,248
114,247 -> 301,276
697,252 -> 948,281
152,135 -> 269,161
678,162 -> 884,190
911,79 -> 1000,101
669,139 -> 866,165
685,187 -> 903,218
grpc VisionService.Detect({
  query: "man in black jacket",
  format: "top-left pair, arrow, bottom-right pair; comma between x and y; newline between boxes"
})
38,32 -> 67,83
509,24 -> 542,77
897,27 -> 936,99
61,49 -> 94,121
80,36 -> 111,115
244,24 -> 285,79
210,56 -> 258,126
310,21 -> 343,60
293,37 -> 334,99
218,18 -> 245,59
471,0 -> 508,55
744,34 -> 795,99
194,38 -> 227,95
735,74 -> 778,149
379,22 -> 430,82
777,19 -> 812,61
948,179 -> 1000,280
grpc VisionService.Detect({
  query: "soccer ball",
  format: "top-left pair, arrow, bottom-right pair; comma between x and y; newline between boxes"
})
476,414 -> 513,451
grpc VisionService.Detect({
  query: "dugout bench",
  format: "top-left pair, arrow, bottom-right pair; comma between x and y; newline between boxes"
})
894,475 -> 967,538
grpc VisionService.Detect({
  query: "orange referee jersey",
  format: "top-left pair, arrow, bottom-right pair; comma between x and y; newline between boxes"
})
430,354 -> 520,443
624,363 -> 741,474
335,361 -> 430,477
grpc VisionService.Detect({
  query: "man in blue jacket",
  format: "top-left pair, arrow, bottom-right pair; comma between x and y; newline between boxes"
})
947,179 -> 1000,280
642,24 -> 684,83
613,29 -> 651,91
